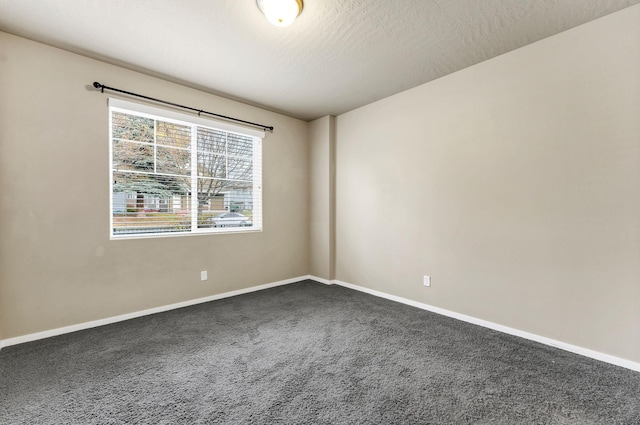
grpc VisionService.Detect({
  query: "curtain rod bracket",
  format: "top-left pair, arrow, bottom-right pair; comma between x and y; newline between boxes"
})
91,81 -> 273,132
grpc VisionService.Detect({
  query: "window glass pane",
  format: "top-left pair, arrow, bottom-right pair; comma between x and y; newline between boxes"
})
197,127 -> 226,153
227,158 -> 253,180
157,121 -> 191,148
157,146 -> 191,176
113,141 -> 154,172
226,134 -> 253,158
112,112 -> 154,143
197,178 -> 254,229
112,172 -> 191,236
197,150 -> 226,179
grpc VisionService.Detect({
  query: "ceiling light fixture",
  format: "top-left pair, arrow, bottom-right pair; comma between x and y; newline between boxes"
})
256,0 -> 303,27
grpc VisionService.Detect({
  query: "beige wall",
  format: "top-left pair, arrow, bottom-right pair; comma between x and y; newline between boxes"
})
309,116 -> 336,280
0,32 -> 309,339
335,6 -> 640,363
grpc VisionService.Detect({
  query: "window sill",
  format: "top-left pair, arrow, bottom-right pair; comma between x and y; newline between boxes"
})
110,227 -> 263,240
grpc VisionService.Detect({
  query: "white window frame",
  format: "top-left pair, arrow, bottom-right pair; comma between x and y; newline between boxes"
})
109,98 -> 263,239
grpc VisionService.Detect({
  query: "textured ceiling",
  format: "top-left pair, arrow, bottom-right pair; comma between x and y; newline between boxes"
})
0,0 -> 638,121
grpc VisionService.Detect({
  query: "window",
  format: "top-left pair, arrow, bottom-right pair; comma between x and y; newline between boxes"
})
109,99 -> 263,238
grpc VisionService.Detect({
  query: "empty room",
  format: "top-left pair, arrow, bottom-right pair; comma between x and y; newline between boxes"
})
1,1 -> 639,423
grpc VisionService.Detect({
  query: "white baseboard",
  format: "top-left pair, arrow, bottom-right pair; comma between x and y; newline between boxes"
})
3,275 -> 639,373
0,275 -> 307,350
304,275 -> 332,285
309,276 -> 640,373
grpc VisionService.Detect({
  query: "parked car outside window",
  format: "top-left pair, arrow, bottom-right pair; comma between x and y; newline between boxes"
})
210,212 -> 252,228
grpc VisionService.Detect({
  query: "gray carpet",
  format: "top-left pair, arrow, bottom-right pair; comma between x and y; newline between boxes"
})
1,280 -> 639,424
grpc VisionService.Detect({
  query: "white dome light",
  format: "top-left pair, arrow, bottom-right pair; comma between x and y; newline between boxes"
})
256,0 -> 303,27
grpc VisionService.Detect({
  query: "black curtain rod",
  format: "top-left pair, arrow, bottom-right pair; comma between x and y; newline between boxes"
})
92,82 -> 274,132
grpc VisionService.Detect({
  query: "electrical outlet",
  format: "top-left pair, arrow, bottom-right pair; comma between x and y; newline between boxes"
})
423,275 -> 431,287
201,270 -> 208,281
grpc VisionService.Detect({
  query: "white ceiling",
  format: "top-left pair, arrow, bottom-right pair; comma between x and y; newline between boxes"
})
1,0 -> 638,121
